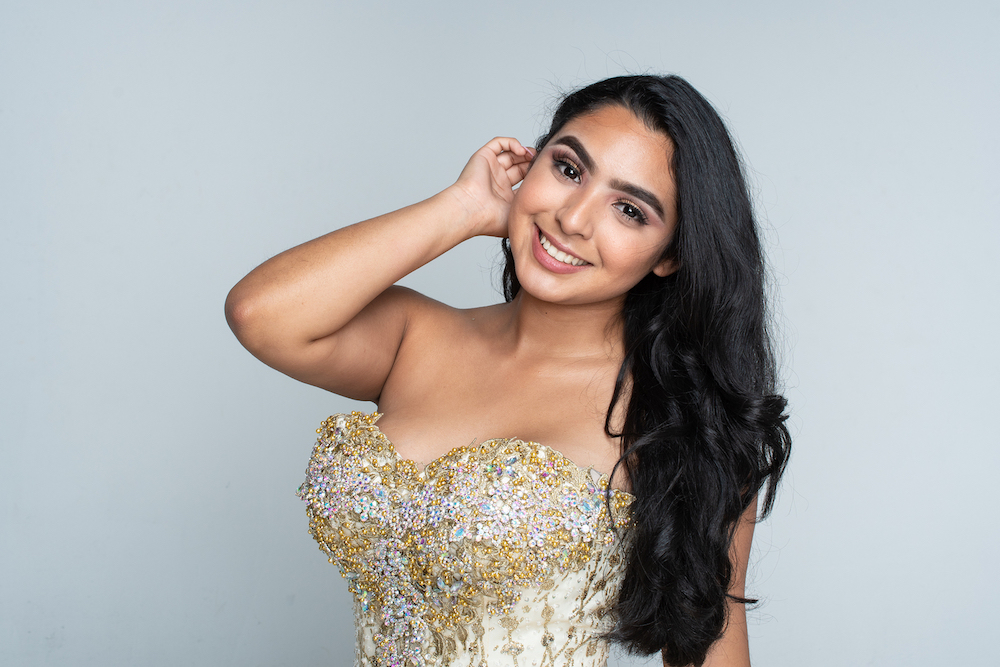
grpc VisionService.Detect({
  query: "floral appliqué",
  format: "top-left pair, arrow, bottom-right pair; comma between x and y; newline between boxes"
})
297,412 -> 633,667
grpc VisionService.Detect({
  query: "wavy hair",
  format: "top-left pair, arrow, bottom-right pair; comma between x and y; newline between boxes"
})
501,75 -> 791,666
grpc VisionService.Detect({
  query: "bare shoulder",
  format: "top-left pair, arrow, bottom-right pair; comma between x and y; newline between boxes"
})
295,285 -> 464,400
397,293 -> 507,344
325,286 -> 504,399
378,285 -> 490,335
382,284 -> 454,316
379,296 -> 507,397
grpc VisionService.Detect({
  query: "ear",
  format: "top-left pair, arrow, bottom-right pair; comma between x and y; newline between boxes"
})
652,258 -> 679,277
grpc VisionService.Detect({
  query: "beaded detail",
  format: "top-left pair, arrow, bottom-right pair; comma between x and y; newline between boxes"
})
297,412 -> 634,667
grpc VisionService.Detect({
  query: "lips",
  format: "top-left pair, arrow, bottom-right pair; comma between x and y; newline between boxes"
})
528,226 -> 590,275
538,230 -> 588,266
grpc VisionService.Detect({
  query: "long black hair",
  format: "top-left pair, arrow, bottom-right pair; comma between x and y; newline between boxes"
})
501,75 -> 791,666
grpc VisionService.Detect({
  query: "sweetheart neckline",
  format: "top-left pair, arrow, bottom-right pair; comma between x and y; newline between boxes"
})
356,412 -> 635,498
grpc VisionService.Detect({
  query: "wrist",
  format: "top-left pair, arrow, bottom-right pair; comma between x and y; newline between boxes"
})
438,184 -> 496,238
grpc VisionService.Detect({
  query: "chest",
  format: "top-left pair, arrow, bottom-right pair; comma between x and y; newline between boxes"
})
376,332 -> 625,479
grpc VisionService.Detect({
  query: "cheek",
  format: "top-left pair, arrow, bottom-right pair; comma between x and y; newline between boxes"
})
507,193 -> 538,258
600,234 -> 669,279
510,169 -> 536,214
512,172 -> 545,213
507,192 -> 530,238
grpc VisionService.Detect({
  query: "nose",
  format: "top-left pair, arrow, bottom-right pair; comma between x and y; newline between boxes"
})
555,189 -> 594,239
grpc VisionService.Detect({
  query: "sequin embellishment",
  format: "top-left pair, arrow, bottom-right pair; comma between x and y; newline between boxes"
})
297,412 -> 633,667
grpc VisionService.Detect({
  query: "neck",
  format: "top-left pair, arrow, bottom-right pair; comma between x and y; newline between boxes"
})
499,290 -> 626,360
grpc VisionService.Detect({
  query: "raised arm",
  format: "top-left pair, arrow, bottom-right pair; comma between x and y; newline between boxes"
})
225,138 -> 534,401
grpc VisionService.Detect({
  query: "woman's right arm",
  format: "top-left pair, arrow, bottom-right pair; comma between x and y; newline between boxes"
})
224,137 -> 533,401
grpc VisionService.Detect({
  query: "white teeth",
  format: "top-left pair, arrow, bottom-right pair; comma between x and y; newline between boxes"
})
539,232 -> 587,266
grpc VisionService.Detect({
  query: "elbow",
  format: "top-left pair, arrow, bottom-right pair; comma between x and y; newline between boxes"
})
225,285 -> 266,353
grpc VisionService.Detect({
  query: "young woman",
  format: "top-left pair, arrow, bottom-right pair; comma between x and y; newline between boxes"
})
227,75 -> 791,667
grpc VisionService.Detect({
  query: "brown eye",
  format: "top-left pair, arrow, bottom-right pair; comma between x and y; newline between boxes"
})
556,161 -> 581,182
614,201 -> 649,225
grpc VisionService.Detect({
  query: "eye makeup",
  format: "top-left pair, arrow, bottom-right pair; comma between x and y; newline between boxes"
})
550,148 -> 584,182
548,142 -> 657,225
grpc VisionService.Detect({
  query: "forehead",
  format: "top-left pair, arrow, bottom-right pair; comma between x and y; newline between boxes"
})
553,105 -> 675,199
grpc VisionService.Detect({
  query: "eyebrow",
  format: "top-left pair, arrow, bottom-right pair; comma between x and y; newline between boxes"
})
551,135 -> 667,220
609,179 -> 666,220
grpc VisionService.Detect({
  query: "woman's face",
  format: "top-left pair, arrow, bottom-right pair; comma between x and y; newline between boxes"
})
508,104 -> 678,309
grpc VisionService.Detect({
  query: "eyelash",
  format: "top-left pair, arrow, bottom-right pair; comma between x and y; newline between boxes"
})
550,149 -> 649,226
614,199 -> 648,225
551,149 -> 583,182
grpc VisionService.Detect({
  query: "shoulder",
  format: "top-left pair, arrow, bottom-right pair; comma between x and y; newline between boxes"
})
375,292 -> 508,409
386,293 -> 508,375
371,288 -> 510,380
386,285 -> 506,338
377,285 -> 472,316
295,286 -> 468,401
357,285 -> 456,338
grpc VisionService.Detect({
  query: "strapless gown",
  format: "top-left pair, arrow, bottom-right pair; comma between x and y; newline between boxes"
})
297,412 -> 634,667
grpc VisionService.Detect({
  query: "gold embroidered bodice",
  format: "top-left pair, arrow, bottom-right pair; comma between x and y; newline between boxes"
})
297,412 -> 634,667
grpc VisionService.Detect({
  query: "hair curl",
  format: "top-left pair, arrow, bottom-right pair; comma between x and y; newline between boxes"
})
501,75 -> 791,666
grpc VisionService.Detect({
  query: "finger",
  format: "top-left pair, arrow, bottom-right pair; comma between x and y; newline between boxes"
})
496,151 -> 515,170
485,137 -> 533,159
505,160 -> 531,186
497,147 -> 534,169
499,146 -> 536,168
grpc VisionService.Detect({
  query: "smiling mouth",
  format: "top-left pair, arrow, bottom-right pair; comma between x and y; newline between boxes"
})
538,230 -> 589,267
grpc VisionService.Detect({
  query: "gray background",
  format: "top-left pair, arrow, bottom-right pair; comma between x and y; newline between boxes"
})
2,1 -> 998,665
